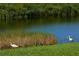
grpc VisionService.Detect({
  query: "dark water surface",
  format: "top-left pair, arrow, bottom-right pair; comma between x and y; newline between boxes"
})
1,18 -> 79,44
24,18 -> 79,43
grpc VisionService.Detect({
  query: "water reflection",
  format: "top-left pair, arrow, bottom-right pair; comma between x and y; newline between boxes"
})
0,17 -> 79,44
24,18 -> 79,43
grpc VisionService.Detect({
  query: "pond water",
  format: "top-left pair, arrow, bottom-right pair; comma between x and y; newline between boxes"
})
23,18 -> 79,44
1,18 -> 79,44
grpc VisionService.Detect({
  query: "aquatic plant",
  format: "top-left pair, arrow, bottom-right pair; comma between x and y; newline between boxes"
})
0,32 -> 56,49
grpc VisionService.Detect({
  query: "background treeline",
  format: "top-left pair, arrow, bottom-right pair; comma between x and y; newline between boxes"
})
0,3 -> 79,26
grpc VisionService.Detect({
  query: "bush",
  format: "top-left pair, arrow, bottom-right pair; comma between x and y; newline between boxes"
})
0,32 -> 56,49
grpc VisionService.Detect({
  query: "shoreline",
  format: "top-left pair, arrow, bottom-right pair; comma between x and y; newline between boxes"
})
0,32 -> 56,49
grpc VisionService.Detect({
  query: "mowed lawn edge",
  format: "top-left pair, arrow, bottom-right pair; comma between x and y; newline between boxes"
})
0,43 -> 79,56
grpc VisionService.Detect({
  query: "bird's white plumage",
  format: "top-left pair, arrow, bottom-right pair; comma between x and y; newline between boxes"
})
9,42 -> 19,48
68,35 -> 73,41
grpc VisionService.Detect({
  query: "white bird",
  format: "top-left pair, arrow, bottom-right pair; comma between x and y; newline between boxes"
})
68,35 -> 73,42
9,42 -> 19,48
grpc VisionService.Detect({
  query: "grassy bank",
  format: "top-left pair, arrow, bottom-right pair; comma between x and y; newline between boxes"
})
0,32 -> 56,49
0,43 -> 79,56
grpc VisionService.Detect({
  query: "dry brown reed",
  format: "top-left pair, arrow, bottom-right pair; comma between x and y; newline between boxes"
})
0,32 -> 56,49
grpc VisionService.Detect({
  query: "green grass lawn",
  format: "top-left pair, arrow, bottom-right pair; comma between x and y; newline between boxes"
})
0,43 -> 79,56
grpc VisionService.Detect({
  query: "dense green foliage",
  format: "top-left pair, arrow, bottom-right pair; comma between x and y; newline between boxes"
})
0,3 -> 79,26
0,43 -> 79,56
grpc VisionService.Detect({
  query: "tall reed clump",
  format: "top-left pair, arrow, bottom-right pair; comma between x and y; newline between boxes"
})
0,32 -> 56,49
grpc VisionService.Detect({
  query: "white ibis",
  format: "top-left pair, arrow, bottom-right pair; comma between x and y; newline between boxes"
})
68,35 -> 73,42
9,42 -> 19,48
